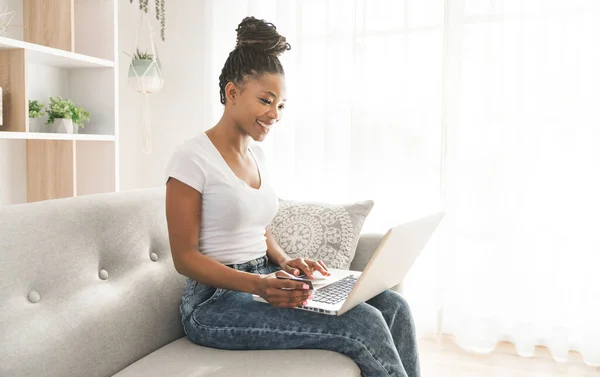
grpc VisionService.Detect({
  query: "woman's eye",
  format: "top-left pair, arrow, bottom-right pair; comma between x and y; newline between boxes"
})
278,105 -> 285,110
260,98 -> 271,105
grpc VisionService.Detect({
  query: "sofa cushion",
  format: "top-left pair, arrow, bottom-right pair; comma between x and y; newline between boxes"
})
268,199 -> 374,269
113,337 -> 360,377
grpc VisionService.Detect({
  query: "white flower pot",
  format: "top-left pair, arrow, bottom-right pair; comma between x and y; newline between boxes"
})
128,59 -> 163,94
49,118 -> 75,134
29,117 -> 44,133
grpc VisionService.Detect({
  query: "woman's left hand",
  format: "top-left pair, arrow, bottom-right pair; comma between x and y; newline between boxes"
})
280,257 -> 331,279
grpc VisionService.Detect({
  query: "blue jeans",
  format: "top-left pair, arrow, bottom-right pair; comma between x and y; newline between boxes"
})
180,255 -> 420,377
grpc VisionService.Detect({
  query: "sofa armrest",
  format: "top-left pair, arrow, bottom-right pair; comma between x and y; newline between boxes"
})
350,233 -> 384,271
349,233 -> 404,295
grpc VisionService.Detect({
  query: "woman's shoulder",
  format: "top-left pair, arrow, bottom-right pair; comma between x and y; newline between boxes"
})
171,132 -> 212,161
169,132 -> 226,176
165,133 -> 213,192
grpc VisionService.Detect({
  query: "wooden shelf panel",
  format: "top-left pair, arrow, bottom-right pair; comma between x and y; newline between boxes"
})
0,131 -> 115,141
0,36 -> 114,69
24,0 -> 74,52
76,140 -> 115,196
0,49 -> 26,132
26,139 -> 76,202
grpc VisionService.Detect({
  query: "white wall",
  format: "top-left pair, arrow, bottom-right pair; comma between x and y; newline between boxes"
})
118,0 -> 215,191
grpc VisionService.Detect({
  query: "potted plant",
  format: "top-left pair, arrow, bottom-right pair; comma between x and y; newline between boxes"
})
129,48 -> 160,77
45,96 -> 90,134
28,100 -> 46,132
128,48 -> 163,93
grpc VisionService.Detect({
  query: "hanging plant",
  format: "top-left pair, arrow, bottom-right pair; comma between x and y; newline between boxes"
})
130,0 -> 166,41
125,8 -> 164,155
128,48 -> 163,94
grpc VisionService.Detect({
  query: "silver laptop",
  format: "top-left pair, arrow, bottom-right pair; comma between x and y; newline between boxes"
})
252,211 -> 444,316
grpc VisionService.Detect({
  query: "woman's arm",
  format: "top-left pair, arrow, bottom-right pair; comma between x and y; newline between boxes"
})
166,178 -> 311,308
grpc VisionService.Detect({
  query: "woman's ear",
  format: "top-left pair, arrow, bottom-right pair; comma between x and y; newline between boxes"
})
225,82 -> 239,105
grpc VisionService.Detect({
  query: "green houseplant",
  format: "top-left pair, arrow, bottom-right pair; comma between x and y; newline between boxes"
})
28,100 -> 45,118
28,100 -> 46,133
45,96 -> 90,134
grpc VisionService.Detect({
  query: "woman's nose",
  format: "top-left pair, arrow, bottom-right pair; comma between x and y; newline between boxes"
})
267,108 -> 279,121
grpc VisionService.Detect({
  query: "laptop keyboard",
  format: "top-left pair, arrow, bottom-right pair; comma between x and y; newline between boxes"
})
312,275 -> 358,305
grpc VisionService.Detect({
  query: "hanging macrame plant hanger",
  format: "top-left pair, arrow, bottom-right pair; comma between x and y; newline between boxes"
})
127,9 -> 164,154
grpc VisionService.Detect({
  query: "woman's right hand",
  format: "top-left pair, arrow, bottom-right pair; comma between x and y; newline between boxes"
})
255,270 -> 314,308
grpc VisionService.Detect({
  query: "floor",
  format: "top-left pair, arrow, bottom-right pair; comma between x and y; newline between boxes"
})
418,336 -> 600,377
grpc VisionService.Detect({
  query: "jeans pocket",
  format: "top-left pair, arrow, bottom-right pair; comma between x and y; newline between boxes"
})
194,286 -> 227,310
181,281 -> 221,320
188,287 -> 227,330
204,287 -> 226,305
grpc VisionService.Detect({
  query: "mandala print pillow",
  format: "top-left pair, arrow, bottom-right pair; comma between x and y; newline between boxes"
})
268,199 -> 374,270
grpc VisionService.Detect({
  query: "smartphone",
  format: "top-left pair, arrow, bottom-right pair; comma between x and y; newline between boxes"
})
276,275 -> 314,289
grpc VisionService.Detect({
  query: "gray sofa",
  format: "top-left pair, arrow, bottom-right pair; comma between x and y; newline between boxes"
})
0,187 -> 386,377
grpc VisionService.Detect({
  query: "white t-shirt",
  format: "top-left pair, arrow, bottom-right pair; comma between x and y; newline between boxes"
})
165,132 -> 279,265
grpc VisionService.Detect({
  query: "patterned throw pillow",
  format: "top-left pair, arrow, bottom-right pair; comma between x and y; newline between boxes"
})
268,199 -> 374,270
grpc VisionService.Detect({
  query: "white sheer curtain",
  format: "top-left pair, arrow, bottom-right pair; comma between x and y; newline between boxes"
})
198,0 -> 600,365
436,0 -> 600,365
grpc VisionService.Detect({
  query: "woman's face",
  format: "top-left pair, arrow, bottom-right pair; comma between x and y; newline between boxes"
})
227,73 -> 286,142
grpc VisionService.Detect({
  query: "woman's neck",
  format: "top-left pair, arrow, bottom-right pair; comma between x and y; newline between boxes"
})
207,114 -> 251,157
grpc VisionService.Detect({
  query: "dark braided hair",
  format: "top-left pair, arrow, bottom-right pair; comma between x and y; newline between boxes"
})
219,17 -> 291,105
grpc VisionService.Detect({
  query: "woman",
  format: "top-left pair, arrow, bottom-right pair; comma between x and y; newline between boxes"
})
165,16 -> 420,377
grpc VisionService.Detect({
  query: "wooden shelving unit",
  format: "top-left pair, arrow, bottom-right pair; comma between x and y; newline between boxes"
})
0,0 -> 118,206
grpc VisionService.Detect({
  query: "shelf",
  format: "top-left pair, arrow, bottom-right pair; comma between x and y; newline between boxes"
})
0,131 -> 115,141
0,0 -> 118,206
0,36 -> 114,69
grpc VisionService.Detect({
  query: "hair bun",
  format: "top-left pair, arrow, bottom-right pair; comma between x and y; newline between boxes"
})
235,16 -> 291,57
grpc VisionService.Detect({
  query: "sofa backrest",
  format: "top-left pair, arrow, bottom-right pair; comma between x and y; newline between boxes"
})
0,187 -> 186,377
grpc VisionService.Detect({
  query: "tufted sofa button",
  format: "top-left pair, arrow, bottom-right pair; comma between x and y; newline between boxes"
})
99,269 -> 109,280
28,290 -> 41,303
150,252 -> 159,262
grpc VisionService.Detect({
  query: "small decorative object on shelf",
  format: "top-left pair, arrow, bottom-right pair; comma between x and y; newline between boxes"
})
0,5 -> 16,36
28,100 -> 45,132
45,96 -> 90,134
